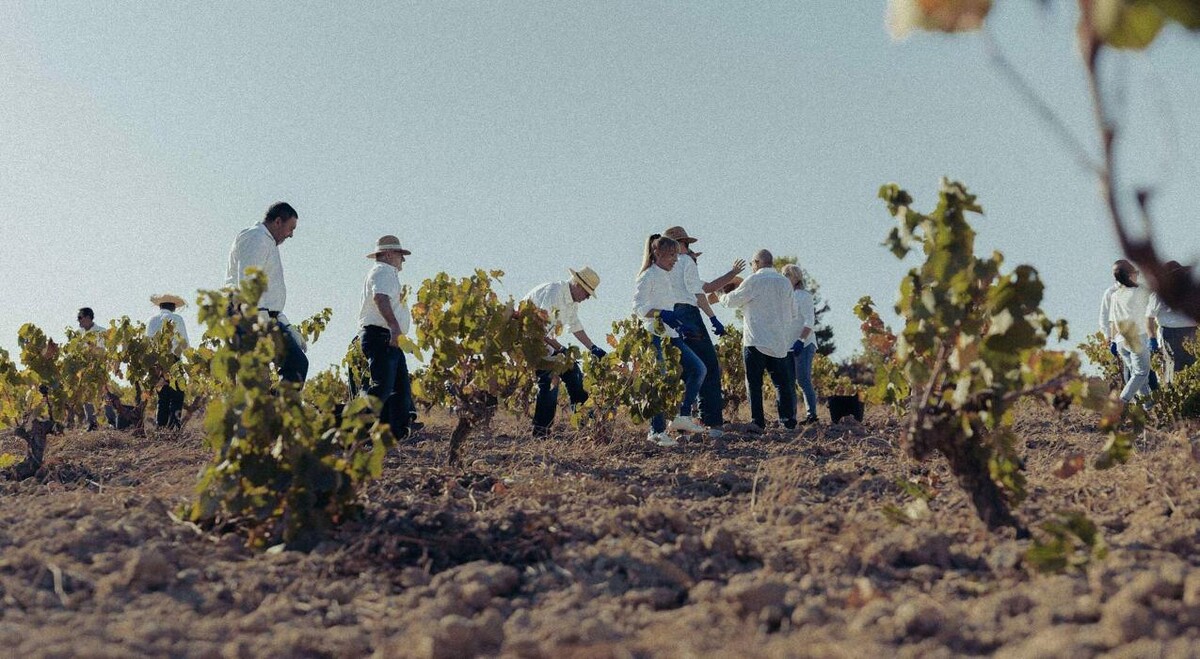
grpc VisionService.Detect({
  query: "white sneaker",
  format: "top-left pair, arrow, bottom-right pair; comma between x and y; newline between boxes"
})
647,431 -> 677,447
706,427 -> 725,439
668,415 -> 706,434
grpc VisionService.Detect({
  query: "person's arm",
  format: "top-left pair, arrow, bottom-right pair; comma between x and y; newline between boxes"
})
374,293 -> 404,346
721,277 -> 753,309
696,294 -> 716,318
800,293 -> 815,342
1147,316 -> 1159,339
703,259 -> 748,294
633,274 -> 658,319
1099,290 -> 1112,340
177,318 -> 190,350
572,330 -> 597,350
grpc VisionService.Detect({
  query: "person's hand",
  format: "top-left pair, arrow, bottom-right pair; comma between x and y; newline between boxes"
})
589,345 -> 607,359
1149,337 -> 1161,353
792,340 -> 804,354
730,259 -> 747,276
658,309 -> 685,332
709,316 -> 726,336
1108,341 -> 1119,357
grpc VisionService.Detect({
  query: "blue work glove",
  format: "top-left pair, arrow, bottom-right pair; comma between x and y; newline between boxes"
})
589,345 -> 607,359
658,309 -> 686,333
709,316 -> 725,336
1108,341 -> 1119,357
792,340 -> 804,354
1149,337 -> 1160,353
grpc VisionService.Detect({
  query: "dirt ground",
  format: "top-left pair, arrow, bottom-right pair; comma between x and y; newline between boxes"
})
2,404 -> 1199,658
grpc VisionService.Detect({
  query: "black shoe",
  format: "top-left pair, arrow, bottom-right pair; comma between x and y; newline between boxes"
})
532,426 -> 550,438
408,420 -> 425,433
803,416 -> 819,425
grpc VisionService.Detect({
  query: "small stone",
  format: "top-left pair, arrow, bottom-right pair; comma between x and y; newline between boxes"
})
123,549 -> 173,591
724,579 -> 788,616
893,600 -> 945,638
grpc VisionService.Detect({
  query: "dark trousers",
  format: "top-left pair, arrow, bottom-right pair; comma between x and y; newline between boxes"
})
533,362 -> 588,431
1162,326 -> 1197,384
745,346 -> 797,429
277,322 -> 309,384
360,325 -> 412,434
674,304 -> 723,426
156,384 -> 185,428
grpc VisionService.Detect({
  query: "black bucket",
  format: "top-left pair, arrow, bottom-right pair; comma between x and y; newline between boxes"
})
827,394 -> 864,424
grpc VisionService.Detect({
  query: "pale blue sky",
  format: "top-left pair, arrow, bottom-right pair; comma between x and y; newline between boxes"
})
2,2 -> 1197,374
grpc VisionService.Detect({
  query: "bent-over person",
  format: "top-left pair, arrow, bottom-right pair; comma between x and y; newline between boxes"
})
522,267 -> 604,437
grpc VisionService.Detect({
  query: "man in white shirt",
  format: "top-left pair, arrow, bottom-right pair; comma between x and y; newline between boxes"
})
1147,262 -> 1197,384
357,235 -> 416,439
147,294 -> 189,429
662,226 -> 745,433
721,250 -> 798,430
522,267 -> 603,436
225,202 -> 308,384
76,307 -> 104,430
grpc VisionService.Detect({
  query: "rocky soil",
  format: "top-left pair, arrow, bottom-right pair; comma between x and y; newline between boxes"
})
1,405 -> 1199,658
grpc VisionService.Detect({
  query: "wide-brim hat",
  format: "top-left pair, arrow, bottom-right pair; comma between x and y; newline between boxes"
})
663,226 -> 698,244
569,267 -> 600,298
367,235 -> 412,258
150,293 -> 186,308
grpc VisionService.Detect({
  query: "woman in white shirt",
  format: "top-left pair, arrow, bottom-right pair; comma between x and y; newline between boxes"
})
783,265 -> 819,424
632,234 -> 708,446
1108,263 -> 1152,404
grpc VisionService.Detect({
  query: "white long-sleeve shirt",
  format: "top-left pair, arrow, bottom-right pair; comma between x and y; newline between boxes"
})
721,268 -> 797,358
147,309 -> 189,353
792,288 -> 816,347
357,262 -> 411,334
523,280 -> 584,338
1098,283 -> 1120,339
1109,285 -> 1149,346
667,255 -> 706,307
633,264 -> 680,338
1147,292 -> 1197,329
225,223 -> 286,312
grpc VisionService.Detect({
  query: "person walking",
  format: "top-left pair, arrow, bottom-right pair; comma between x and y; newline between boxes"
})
522,267 -> 605,436
721,250 -> 798,430
1109,262 -> 1153,405
1147,262 -> 1197,384
357,235 -> 417,439
783,264 -> 819,424
661,226 -> 746,437
633,234 -> 708,447
146,294 -> 189,429
1099,259 -> 1133,384
76,307 -> 105,430
225,201 -> 308,384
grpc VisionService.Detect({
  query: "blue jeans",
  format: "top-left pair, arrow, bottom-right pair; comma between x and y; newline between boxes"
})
650,335 -> 707,433
745,346 -> 797,429
1118,341 -> 1152,403
791,342 -> 818,419
533,362 -> 588,432
674,304 -> 724,427
360,325 -> 411,433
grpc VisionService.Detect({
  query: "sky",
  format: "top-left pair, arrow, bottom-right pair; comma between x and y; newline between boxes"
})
1,2 -> 1198,375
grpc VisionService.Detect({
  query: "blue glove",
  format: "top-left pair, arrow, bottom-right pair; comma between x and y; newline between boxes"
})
709,316 -> 726,336
1108,341 -> 1119,357
1149,337 -> 1160,353
589,345 -> 607,359
658,309 -> 686,332
792,340 -> 804,354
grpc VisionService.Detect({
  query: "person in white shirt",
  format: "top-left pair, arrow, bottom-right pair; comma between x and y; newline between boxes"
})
76,307 -> 104,430
722,250 -> 799,430
782,264 -> 819,424
225,201 -> 308,384
1098,259 -> 1133,383
661,226 -> 746,435
633,234 -> 708,446
1109,262 -> 1153,404
357,235 -> 417,439
1146,261 -> 1197,384
523,267 -> 604,436
147,294 -> 190,429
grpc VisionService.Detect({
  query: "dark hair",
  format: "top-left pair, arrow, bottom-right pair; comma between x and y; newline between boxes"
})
78,307 -> 94,320
264,202 -> 297,224
1113,263 -> 1137,288
159,303 -> 177,312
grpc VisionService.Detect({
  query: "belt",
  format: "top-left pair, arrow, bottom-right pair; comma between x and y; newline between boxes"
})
362,324 -> 390,332
265,311 -> 280,319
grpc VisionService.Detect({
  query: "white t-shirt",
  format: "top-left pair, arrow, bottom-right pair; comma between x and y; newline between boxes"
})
357,262 -> 410,334
633,264 -> 680,338
666,255 -> 706,307
225,223 -> 286,312
523,280 -> 584,338
147,309 -> 190,353
1146,292 -> 1197,329
1109,285 -> 1149,345
721,268 -> 797,358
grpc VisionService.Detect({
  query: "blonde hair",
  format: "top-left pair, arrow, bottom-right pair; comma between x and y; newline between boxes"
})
640,234 -> 679,272
782,263 -> 804,287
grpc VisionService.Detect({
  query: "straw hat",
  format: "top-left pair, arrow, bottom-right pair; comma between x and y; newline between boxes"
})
150,293 -> 186,308
367,235 -> 412,258
663,226 -> 698,244
569,267 -> 601,298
